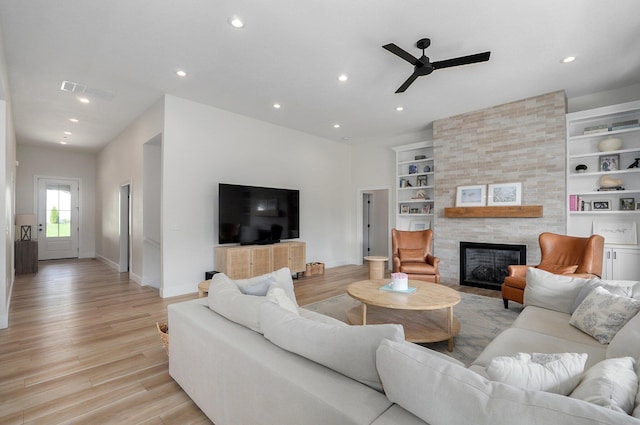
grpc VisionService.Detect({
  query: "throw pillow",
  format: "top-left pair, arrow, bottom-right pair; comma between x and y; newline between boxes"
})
486,352 -> 587,395
634,360 -> 640,419
266,286 -> 298,314
570,280 -> 633,314
398,248 -> 425,262
523,267 -> 597,314
259,301 -> 404,392
233,267 -> 298,306
375,339 -> 635,425
537,263 -> 579,275
570,286 -> 640,344
240,277 -> 275,296
570,357 -> 637,414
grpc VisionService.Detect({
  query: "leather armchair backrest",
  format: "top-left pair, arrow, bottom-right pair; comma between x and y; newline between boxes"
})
391,229 -> 433,259
538,232 -> 604,277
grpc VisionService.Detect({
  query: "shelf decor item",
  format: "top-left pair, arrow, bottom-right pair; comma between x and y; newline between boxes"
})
599,175 -> 624,190
455,185 -> 486,207
591,200 -> 612,211
598,137 -> 623,152
575,164 -> 588,173
620,198 -> 635,210
408,164 -> 418,174
599,154 -> 620,171
487,182 -> 522,206
593,221 -> 638,245
414,154 -> 426,160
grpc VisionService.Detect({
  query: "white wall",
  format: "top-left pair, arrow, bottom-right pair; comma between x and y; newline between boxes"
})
160,95 -> 353,297
15,145 -> 97,257
0,21 -> 17,328
96,99 -> 164,283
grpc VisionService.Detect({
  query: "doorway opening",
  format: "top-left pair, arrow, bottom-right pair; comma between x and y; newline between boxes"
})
358,188 -> 390,263
119,183 -> 131,272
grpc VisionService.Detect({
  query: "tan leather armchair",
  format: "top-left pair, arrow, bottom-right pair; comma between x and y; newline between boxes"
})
502,232 -> 604,308
391,229 -> 441,283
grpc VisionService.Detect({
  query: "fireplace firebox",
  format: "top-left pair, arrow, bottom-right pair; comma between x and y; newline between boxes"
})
460,242 -> 526,290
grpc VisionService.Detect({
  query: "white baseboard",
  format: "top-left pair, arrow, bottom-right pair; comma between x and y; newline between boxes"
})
0,313 -> 7,329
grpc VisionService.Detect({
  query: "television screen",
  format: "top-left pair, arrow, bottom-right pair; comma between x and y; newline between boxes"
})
218,183 -> 300,245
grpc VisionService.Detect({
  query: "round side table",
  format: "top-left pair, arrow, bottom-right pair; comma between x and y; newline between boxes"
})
363,256 -> 388,280
198,280 -> 211,298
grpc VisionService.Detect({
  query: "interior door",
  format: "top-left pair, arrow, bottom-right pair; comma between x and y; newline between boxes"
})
37,178 -> 79,260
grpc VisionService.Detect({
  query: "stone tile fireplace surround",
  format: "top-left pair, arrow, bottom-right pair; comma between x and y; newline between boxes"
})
433,91 -> 567,286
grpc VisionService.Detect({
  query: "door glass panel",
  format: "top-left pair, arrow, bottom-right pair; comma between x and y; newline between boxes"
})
46,184 -> 72,238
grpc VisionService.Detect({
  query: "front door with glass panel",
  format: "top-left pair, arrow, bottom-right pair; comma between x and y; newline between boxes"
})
37,178 -> 79,260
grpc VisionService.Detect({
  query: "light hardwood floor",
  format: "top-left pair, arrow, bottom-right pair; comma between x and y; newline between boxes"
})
0,259 -> 500,424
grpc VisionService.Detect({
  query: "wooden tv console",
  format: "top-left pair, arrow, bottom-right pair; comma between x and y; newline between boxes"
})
214,241 -> 306,279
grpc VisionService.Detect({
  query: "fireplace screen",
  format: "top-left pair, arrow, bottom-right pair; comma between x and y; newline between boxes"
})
460,242 -> 526,290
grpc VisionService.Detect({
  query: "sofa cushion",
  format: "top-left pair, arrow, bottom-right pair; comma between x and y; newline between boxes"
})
608,310 -> 640,359
570,286 -> 640,344
376,339 -> 639,425
259,301 -> 404,392
240,276 -> 275,296
398,248 -> 425,263
266,286 -> 298,314
634,361 -> 640,419
537,262 -> 579,275
524,267 -> 597,314
486,352 -> 587,395
207,268 -> 298,333
570,357 -> 637,414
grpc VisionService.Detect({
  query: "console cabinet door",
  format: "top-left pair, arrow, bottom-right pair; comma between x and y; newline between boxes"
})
288,242 -> 306,273
251,246 -> 273,276
604,248 -> 640,280
272,244 -> 290,270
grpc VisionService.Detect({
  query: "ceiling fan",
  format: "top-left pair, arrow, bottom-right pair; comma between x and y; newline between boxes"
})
383,38 -> 490,93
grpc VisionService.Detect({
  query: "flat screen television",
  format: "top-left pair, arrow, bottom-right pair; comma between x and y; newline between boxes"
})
218,183 -> 300,245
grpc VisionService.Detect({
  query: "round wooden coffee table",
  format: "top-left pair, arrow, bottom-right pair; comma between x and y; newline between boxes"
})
346,279 -> 461,351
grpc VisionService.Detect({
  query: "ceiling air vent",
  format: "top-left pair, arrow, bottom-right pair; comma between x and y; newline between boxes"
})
60,80 -> 114,101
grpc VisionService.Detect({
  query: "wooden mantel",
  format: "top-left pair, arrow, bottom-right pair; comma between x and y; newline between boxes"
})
444,205 -> 543,218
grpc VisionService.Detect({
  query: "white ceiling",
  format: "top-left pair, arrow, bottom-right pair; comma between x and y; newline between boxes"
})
1,0 -> 639,152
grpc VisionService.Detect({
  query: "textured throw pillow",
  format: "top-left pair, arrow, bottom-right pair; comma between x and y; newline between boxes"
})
398,248 -> 425,262
537,263 -> 579,275
486,352 -> 587,395
570,280 -> 633,314
570,286 -> 640,344
570,357 -> 637,414
376,339 -> 635,425
259,301 -> 404,392
523,267 -> 597,314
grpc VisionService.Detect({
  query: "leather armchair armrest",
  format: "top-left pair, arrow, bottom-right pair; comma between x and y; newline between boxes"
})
507,264 -> 534,278
392,255 -> 401,272
426,254 -> 440,268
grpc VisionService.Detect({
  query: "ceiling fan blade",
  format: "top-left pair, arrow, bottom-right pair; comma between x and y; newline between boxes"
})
432,51 -> 491,70
383,43 -> 419,66
395,72 -> 419,93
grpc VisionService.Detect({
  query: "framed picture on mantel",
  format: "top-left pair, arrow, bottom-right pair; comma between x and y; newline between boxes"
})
488,182 -> 522,206
455,185 -> 486,207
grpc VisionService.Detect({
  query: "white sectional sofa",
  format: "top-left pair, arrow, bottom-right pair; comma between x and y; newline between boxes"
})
169,267 -> 640,425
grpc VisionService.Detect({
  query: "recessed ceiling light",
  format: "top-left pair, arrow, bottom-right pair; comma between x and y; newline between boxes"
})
562,56 -> 576,63
60,141 -> 67,145
176,70 -> 187,77
338,74 -> 348,82
333,124 -> 340,129
229,16 -> 244,29
78,97 -> 90,104
396,106 -> 404,112
273,103 -> 281,109
69,118 -> 78,123
64,131 -> 72,135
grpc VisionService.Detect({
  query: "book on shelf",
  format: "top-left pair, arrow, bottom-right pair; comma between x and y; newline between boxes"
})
569,195 -> 577,211
583,124 -> 609,135
611,119 -> 639,131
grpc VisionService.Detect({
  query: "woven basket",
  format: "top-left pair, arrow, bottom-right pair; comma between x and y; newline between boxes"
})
305,262 -> 325,276
156,321 -> 169,354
